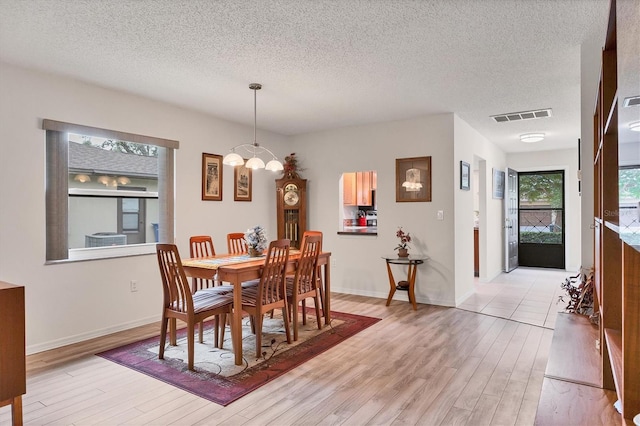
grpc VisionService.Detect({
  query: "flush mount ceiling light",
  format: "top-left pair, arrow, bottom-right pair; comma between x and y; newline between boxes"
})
630,121 -> 640,132
520,133 -> 545,143
222,83 -> 284,171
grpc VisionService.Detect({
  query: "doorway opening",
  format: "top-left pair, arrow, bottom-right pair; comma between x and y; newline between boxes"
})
518,170 -> 565,269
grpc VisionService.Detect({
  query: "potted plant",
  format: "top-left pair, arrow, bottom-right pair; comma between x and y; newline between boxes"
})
244,225 -> 268,257
395,227 -> 411,257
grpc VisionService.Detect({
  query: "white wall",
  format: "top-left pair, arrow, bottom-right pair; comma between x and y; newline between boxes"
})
291,114 -> 458,306
0,60 -> 544,353
0,62 -> 289,353
507,148 -> 582,272
292,113 -> 507,307
454,116 -> 507,301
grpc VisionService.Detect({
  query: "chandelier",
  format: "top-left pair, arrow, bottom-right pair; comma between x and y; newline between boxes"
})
222,83 -> 284,171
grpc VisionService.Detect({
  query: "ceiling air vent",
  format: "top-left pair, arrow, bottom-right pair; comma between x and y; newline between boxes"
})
623,96 -> 640,107
491,108 -> 553,123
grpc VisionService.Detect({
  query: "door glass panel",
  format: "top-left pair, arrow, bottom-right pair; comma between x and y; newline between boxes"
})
122,212 -> 139,231
519,172 -> 564,245
122,198 -> 139,212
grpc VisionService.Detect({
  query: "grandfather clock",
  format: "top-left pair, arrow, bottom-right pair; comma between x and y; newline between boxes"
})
276,178 -> 307,249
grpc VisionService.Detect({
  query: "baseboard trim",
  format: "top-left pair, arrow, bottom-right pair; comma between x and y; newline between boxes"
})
331,287 -> 455,307
27,315 -> 158,355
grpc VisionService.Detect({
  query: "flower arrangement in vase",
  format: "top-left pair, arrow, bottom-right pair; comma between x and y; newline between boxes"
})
282,152 -> 302,179
244,225 -> 268,257
395,227 -> 411,257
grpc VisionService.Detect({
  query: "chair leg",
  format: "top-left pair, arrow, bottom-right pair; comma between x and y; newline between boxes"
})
313,291 -> 322,330
292,301 -> 299,342
213,315 -> 219,348
159,316 -> 168,359
198,320 -> 204,343
254,311 -> 263,359
282,304 -> 292,344
302,299 -> 307,325
170,318 -> 177,346
218,313 -> 227,349
187,322 -> 195,371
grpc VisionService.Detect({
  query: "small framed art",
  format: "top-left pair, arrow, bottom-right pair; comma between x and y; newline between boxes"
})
492,168 -> 505,199
234,163 -> 252,201
460,161 -> 470,191
395,156 -> 432,202
202,153 -> 223,201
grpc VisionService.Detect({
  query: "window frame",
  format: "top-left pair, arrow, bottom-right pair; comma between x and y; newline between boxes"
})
43,119 -> 178,263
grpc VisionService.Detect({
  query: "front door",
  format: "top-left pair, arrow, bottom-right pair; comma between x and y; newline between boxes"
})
505,168 -> 519,272
518,170 -> 565,269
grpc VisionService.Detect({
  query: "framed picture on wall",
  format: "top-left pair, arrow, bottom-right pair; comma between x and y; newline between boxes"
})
396,156 -> 432,202
460,161 -> 470,191
202,153 -> 223,201
493,168 -> 505,199
234,163 -> 252,201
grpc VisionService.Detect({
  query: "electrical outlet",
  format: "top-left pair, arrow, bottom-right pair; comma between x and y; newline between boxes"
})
437,210 -> 444,220
130,280 -> 138,292
331,258 -> 337,267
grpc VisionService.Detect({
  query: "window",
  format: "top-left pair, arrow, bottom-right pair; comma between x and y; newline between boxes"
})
44,120 -> 178,262
619,165 -> 640,233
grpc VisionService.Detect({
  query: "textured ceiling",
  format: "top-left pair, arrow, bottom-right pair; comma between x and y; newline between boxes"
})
0,0 -> 609,153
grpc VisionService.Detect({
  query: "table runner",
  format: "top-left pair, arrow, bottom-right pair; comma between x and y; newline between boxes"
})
182,255 -> 260,270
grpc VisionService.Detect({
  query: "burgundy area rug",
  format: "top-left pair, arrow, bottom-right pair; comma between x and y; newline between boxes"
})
97,311 -> 380,406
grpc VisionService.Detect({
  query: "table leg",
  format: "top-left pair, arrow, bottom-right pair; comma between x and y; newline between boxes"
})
232,279 -> 243,365
385,262 -> 397,306
324,261 -> 331,325
12,396 -> 23,426
408,262 -> 418,310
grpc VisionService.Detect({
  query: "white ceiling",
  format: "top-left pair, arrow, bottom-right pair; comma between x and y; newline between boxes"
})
0,0 -> 609,153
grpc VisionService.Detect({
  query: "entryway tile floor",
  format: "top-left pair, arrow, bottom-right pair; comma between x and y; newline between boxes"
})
458,267 -> 575,329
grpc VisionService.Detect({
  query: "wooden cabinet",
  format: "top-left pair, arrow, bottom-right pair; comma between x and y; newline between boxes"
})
0,281 -> 25,426
592,0 -> 640,420
343,171 -> 376,206
356,171 -> 372,206
343,172 -> 356,206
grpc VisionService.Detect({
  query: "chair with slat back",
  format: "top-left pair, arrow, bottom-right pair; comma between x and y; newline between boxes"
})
302,230 -> 325,313
286,233 -> 323,341
227,232 -> 248,255
156,243 -> 233,370
188,235 -> 232,344
240,239 -> 292,358
189,235 -> 217,291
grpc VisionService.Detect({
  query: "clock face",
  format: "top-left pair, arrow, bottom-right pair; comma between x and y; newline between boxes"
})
284,190 -> 299,206
284,183 -> 298,192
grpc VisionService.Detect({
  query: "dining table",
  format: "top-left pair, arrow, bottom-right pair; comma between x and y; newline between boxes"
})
182,250 -> 331,365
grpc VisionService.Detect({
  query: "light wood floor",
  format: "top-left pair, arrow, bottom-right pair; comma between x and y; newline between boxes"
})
1,293 -> 555,426
458,267 -> 572,329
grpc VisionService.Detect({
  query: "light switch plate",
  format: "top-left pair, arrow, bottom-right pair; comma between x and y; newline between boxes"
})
437,210 -> 444,220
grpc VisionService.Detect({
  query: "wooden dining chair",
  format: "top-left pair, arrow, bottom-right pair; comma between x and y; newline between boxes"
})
240,239 -> 292,358
189,235 -> 232,343
286,233 -> 323,341
227,232 -> 248,254
189,235 -> 217,291
302,230 -> 325,313
156,243 -> 233,370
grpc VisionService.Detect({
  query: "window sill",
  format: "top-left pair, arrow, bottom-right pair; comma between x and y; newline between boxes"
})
46,243 -> 156,264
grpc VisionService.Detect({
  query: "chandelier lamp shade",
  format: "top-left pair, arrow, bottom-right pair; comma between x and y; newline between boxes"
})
222,83 -> 284,171
519,133 -> 545,143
